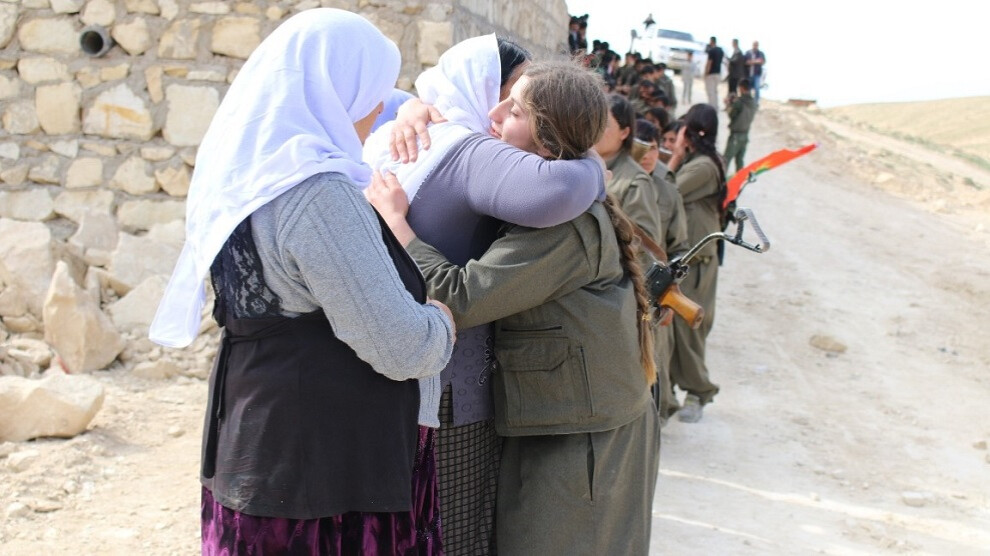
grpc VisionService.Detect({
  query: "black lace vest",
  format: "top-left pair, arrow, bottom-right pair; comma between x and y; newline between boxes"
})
201,211 -> 424,519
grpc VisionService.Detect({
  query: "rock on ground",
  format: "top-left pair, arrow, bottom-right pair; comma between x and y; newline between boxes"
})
0,371 -> 104,442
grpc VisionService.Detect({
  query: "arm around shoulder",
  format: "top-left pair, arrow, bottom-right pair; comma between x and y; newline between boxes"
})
463,136 -> 604,228
407,219 -> 596,329
282,182 -> 454,381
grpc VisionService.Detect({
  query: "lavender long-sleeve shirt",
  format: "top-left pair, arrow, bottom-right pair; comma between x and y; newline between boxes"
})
408,133 -> 605,425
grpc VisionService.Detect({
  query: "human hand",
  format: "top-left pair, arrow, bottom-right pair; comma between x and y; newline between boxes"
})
667,127 -> 689,171
673,126 -> 689,156
365,170 -> 409,219
656,307 -> 674,327
389,98 -> 447,163
365,170 -> 417,246
427,298 -> 456,335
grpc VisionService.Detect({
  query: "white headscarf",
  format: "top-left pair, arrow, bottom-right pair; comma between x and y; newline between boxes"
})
150,9 -> 401,348
363,34 -> 502,201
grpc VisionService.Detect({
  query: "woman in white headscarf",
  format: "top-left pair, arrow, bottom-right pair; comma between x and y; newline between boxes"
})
149,9 -> 455,554
363,36 -> 605,554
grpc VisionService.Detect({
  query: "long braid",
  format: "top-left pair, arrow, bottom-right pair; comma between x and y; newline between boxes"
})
691,136 -> 727,186
681,104 -> 728,196
602,194 -> 657,386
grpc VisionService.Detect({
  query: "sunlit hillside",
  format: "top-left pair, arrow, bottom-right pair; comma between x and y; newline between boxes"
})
826,97 -> 990,168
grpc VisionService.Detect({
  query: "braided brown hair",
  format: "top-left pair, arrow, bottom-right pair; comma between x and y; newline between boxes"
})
602,194 -> 657,386
523,61 -> 657,386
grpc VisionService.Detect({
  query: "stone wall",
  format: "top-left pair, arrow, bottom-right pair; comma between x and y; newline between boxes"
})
0,0 -> 570,377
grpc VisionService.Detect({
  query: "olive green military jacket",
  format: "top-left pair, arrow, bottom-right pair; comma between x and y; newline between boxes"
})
407,202 -> 651,437
652,163 -> 690,258
669,152 -> 722,259
728,92 -> 757,133
656,73 -> 676,106
606,151 -> 662,244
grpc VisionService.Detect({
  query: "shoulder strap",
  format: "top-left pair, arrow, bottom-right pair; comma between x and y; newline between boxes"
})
632,225 -> 667,262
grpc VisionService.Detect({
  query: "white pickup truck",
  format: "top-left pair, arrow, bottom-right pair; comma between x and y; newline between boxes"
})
631,28 -> 707,75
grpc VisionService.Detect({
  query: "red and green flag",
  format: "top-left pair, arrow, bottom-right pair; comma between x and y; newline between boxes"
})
724,143 -> 817,209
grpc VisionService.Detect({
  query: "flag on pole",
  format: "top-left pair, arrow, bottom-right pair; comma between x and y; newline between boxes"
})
724,143 -> 817,209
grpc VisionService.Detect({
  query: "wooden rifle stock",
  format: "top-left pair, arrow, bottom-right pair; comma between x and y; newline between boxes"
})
632,225 -> 705,329
660,285 -> 703,329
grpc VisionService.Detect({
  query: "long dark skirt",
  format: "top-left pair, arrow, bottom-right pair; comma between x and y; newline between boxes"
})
436,387 -> 501,555
202,426 -> 442,555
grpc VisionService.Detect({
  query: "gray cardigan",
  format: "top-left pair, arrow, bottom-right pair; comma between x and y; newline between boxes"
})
250,172 -> 455,425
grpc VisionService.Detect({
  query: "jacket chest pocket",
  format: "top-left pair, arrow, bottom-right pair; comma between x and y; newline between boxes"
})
494,333 -> 594,429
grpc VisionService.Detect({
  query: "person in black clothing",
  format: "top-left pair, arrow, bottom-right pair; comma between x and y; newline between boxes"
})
704,36 -> 724,108
745,40 -> 767,105
568,14 -> 588,55
727,38 -> 746,95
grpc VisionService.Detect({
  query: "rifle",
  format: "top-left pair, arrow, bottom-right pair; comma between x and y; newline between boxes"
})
642,207 -> 770,328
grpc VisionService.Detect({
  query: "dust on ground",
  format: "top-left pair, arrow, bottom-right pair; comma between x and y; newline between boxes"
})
2,98 -> 988,555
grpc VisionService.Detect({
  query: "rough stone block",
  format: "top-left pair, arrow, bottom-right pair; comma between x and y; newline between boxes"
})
0,371 -> 106,441
75,66 -> 102,89
99,64 -> 130,81
0,4 -> 17,49
190,2 -> 229,14
53,190 -> 115,223
36,82 -> 82,135
0,142 -> 19,160
163,84 -> 218,147
158,18 -> 201,60
0,165 -> 29,186
50,0 -> 84,14
108,275 -> 168,334
69,211 -> 118,253
81,0 -> 116,26
111,18 -> 151,55
0,219 -> 55,316
0,73 -> 22,100
27,156 -> 62,185
65,157 -> 104,188
132,359 -> 182,379
108,231 -> 182,294
17,18 -> 79,55
140,146 -> 175,161
43,262 -> 124,372
110,156 -> 157,195
417,21 -> 453,66
0,285 -> 27,318
3,101 -> 40,135
155,164 -> 190,197
82,83 -> 154,141
116,199 -> 185,230
210,16 -> 261,59
0,189 -> 54,221
144,65 -> 164,103
50,140 -> 80,158
159,0 -> 179,20
17,57 -> 71,84
125,0 -> 159,14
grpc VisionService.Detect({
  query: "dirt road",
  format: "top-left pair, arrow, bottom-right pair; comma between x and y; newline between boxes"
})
651,102 -> 990,554
1,100 -> 988,555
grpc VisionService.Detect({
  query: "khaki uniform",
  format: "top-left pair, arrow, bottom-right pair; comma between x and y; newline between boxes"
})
724,92 -> 757,173
655,72 -> 677,118
408,203 -> 660,555
651,165 -> 690,418
606,152 -> 662,268
605,153 -> 672,416
668,153 -> 722,404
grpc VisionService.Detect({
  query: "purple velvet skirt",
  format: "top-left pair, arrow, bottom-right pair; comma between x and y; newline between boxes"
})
202,426 -> 442,555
